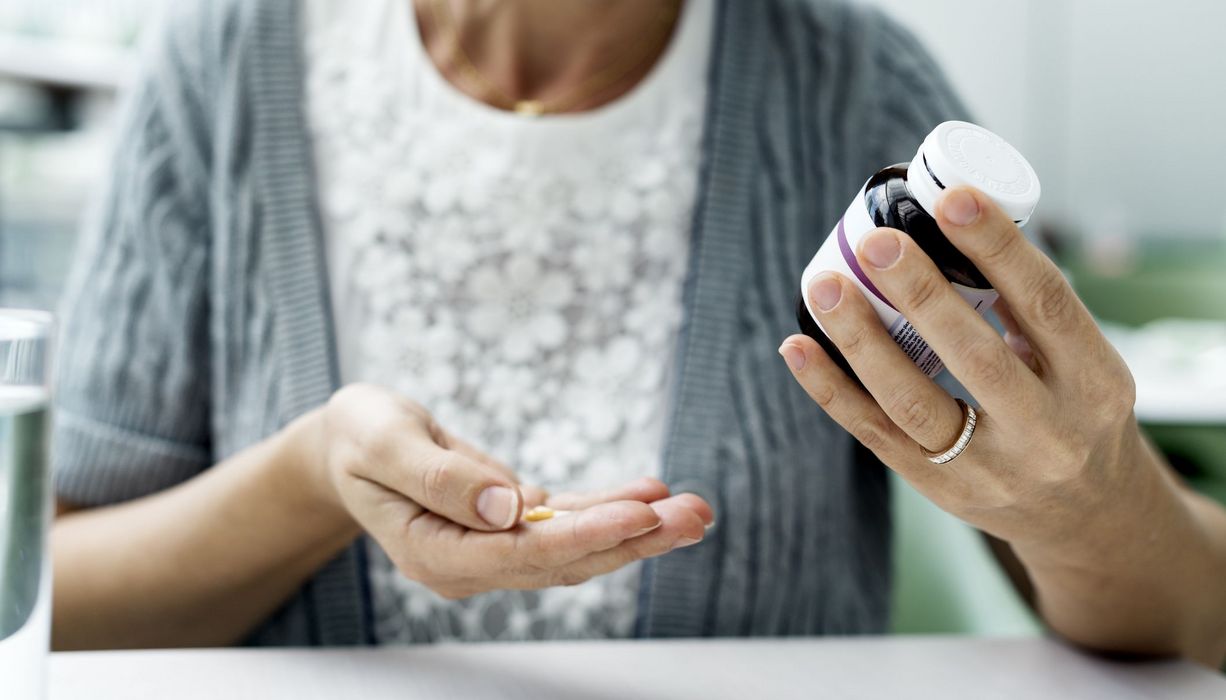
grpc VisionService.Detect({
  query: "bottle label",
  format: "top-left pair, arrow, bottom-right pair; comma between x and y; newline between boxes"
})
799,185 -> 999,378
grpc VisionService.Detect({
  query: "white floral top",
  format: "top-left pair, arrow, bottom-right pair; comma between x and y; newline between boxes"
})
303,0 -> 713,642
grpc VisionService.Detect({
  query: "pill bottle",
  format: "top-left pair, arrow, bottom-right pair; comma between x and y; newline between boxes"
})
797,120 -> 1040,378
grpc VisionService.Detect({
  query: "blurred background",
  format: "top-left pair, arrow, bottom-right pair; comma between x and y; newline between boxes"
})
0,0 -> 142,310
862,0 -> 1226,639
2,0 -> 1223,639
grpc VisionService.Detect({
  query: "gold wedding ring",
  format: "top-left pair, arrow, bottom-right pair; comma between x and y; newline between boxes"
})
922,398 -> 978,465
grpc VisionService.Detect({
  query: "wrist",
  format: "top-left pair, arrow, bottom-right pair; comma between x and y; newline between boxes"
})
273,407 -> 360,539
1005,432 -> 1218,657
1012,429 -> 1175,568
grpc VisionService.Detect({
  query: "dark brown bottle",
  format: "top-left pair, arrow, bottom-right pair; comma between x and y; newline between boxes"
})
796,121 -> 1040,379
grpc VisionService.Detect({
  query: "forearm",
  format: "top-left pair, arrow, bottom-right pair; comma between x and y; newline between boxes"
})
1014,433 -> 1226,667
51,409 -> 360,650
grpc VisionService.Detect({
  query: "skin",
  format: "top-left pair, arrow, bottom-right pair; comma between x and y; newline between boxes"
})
54,384 -> 711,649
51,1 -> 708,650
779,186 -> 1226,668
418,0 -> 677,113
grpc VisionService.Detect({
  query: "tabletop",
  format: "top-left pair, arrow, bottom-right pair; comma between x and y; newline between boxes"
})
48,636 -> 1226,699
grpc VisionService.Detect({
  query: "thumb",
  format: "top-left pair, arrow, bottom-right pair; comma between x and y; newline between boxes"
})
366,430 -> 525,532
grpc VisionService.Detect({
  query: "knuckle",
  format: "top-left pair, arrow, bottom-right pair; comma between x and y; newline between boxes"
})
846,413 -> 894,454
900,271 -> 945,315
806,379 -> 838,409
420,456 -> 458,505
355,413 -> 403,462
1086,365 -> 1137,427
1045,438 -> 1093,481
954,336 -> 1016,388
886,385 -> 935,436
836,323 -> 873,359
1024,271 -> 1077,332
977,229 -> 1022,269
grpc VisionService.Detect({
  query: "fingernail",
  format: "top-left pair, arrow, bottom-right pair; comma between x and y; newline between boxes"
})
810,276 -> 842,312
704,520 -> 716,531
673,537 -> 702,549
778,343 -> 806,372
636,521 -> 663,536
942,189 -> 980,226
477,486 -> 519,529
861,230 -> 901,269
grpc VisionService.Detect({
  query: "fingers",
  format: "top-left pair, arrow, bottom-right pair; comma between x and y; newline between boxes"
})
778,333 -> 935,482
381,491 -> 711,598
523,499 -> 667,567
441,495 -> 703,575
851,228 -> 1046,421
545,477 -> 671,510
327,385 -> 524,532
361,429 -> 525,533
933,187 -> 1103,370
799,273 -> 965,452
541,494 -> 708,586
422,499 -> 663,580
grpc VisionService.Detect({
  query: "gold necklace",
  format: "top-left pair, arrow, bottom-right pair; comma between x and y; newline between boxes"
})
428,0 -> 682,116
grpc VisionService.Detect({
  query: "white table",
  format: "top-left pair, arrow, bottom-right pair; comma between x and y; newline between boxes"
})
1102,319 -> 1226,425
49,636 -> 1226,699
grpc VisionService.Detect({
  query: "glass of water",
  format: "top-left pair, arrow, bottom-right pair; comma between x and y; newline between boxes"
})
0,310 -> 52,699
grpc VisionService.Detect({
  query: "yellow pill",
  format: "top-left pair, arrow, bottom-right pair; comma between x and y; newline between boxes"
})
523,506 -> 555,522
523,506 -> 563,522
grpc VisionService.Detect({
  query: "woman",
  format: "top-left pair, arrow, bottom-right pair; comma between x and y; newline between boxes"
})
51,0 -> 1226,665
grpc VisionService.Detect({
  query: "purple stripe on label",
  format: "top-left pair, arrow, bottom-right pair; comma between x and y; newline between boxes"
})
837,217 -> 896,311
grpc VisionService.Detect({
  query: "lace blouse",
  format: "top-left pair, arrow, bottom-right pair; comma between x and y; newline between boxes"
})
304,0 -> 714,642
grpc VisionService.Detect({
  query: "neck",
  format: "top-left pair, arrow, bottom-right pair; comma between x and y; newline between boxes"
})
416,0 -> 681,113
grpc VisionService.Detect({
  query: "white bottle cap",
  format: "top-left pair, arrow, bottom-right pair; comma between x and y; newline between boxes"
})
906,121 -> 1040,226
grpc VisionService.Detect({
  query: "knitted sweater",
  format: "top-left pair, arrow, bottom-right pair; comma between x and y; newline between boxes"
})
52,0 -> 966,645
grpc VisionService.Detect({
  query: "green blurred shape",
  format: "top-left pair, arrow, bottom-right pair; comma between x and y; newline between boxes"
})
1065,242 -> 1226,325
1069,241 -> 1226,502
890,474 -> 1040,636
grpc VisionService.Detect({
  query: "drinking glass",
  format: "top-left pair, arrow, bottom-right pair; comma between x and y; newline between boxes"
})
0,310 -> 52,699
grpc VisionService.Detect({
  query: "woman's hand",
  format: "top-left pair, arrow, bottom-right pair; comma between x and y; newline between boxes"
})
780,186 -> 1140,551
779,186 -> 1226,664
310,384 -> 711,600
784,186 -> 1137,554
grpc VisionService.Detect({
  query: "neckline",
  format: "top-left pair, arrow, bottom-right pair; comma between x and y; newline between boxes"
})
395,0 -> 706,128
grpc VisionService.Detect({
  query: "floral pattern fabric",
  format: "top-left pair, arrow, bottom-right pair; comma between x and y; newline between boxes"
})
304,0 -> 712,642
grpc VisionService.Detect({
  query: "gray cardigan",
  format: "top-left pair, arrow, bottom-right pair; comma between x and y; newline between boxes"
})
52,0 -> 965,645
